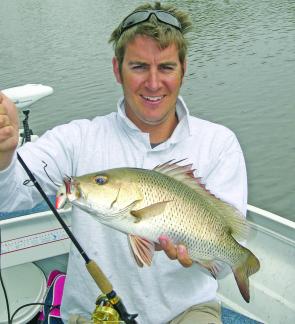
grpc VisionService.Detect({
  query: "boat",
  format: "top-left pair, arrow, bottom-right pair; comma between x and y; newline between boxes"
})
0,85 -> 294,323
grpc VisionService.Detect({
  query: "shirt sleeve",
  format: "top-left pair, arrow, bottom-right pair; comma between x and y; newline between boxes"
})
0,121 -> 83,213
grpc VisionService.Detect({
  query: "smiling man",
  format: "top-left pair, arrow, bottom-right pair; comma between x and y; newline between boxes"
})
113,35 -> 184,144
0,2 -> 247,324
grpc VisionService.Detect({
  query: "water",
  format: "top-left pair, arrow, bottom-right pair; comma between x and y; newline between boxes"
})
1,0 -> 294,221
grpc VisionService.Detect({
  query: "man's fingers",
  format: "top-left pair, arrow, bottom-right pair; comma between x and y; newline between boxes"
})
177,245 -> 193,268
0,92 -> 19,128
159,236 -> 177,260
0,92 -> 19,170
0,114 -> 11,127
0,101 -> 7,114
0,125 -> 15,141
158,236 -> 193,267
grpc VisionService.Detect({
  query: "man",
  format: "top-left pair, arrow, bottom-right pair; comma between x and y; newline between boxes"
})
0,2 -> 247,323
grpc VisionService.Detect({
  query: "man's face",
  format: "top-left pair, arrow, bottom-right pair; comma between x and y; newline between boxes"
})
113,35 -> 186,134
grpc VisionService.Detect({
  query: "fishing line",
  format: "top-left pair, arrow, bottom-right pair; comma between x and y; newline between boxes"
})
42,160 -> 61,187
10,303 -> 59,323
22,161 -> 62,188
23,179 -> 34,187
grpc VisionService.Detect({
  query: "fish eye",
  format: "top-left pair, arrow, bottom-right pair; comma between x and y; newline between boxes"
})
94,175 -> 108,185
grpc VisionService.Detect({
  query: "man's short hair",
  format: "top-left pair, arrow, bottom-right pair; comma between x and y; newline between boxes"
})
109,1 -> 192,74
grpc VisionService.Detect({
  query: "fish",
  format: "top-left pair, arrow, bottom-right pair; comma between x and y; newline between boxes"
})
56,161 -> 260,302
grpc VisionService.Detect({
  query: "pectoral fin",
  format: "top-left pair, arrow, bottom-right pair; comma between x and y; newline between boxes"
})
128,234 -> 155,267
131,201 -> 170,221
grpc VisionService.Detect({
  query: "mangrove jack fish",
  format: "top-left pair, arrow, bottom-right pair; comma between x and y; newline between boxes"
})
56,161 -> 260,302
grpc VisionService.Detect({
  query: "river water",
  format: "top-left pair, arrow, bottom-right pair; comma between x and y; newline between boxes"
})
1,0 -> 294,221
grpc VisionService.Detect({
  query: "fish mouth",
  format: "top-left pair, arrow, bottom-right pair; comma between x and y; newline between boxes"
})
64,176 -> 72,194
55,186 -> 67,209
55,176 -> 75,209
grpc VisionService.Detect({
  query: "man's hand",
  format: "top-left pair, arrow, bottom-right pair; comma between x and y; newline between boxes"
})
157,235 -> 193,268
0,92 -> 19,170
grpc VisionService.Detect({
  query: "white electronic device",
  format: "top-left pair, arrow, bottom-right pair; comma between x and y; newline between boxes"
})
2,83 -> 53,109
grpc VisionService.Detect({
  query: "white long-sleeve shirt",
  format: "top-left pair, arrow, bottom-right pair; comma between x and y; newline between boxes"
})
0,96 -> 247,324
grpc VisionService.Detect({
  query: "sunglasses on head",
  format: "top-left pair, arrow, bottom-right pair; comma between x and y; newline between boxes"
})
120,10 -> 182,35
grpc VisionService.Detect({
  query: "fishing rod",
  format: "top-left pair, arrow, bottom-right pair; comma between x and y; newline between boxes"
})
16,152 -> 138,324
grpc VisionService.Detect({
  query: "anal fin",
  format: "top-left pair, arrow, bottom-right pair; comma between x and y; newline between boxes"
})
195,259 -> 223,279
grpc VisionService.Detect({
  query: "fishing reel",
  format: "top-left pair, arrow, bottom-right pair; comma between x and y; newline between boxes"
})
70,295 -> 124,323
92,294 -> 124,323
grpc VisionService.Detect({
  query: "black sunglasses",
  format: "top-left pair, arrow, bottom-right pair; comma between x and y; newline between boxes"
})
120,10 -> 182,35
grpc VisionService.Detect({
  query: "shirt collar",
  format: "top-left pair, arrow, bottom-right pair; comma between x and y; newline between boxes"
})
116,96 -> 192,149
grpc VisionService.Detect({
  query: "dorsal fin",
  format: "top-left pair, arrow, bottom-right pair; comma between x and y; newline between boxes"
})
153,160 -> 213,196
153,160 -> 249,241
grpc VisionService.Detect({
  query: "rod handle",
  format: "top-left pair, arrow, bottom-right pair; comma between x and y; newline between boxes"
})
86,260 -> 113,294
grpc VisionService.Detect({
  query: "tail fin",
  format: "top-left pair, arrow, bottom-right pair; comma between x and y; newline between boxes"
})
232,248 -> 260,303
